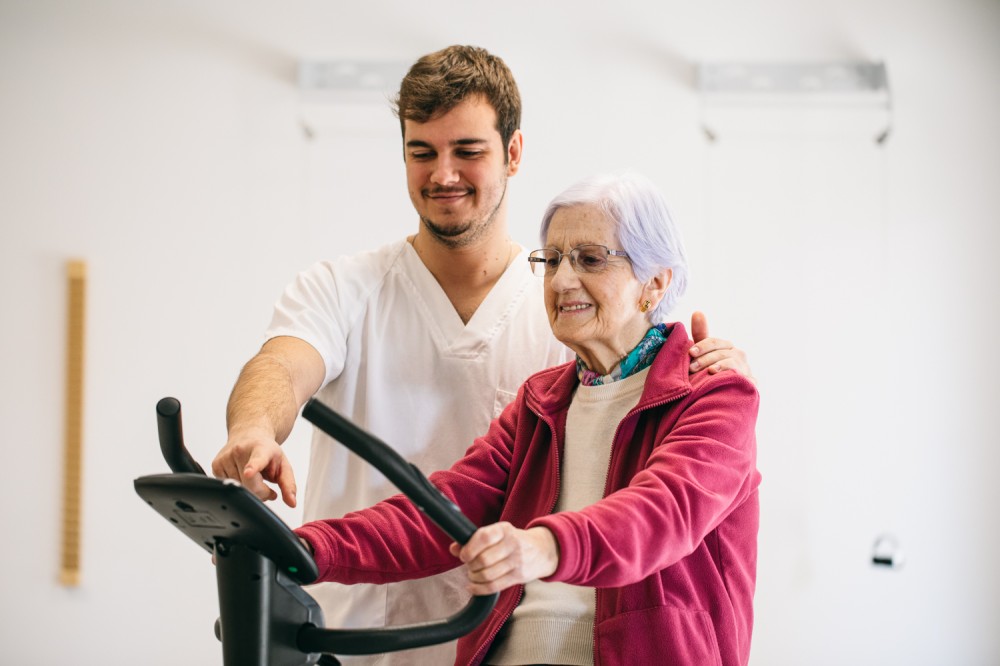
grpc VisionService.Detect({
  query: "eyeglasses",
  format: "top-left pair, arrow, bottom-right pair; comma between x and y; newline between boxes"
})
527,244 -> 630,277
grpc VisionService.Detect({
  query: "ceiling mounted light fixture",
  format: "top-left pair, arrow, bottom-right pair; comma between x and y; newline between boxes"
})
698,61 -> 892,144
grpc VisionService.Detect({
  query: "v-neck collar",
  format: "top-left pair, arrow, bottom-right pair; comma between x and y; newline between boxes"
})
399,242 -> 534,359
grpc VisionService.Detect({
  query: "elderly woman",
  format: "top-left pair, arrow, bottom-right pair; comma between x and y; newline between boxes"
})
295,173 -> 760,666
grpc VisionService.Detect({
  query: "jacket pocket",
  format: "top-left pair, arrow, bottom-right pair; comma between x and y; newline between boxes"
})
594,605 -> 722,666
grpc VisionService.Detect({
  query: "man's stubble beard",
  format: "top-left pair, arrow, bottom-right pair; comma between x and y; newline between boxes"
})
420,176 -> 508,250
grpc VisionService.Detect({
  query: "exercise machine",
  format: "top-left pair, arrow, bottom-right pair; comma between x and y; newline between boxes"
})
134,396 -> 497,665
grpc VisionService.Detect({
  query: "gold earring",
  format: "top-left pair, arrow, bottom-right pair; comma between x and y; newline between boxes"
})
640,299 -> 651,313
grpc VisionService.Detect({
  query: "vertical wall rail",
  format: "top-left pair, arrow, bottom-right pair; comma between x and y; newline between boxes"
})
60,259 -> 87,587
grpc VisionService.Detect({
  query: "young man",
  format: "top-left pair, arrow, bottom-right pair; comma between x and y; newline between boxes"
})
212,45 -> 753,664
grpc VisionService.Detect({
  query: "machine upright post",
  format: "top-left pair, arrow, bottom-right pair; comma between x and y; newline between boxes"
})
216,541 -> 273,666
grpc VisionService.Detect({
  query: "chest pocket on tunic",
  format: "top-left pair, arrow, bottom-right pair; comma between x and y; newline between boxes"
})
492,388 -> 517,418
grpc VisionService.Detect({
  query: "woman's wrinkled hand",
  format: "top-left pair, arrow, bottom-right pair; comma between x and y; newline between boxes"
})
449,522 -> 560,596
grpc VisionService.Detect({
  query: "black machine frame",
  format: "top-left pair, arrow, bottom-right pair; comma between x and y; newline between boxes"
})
135,397 -> 497,666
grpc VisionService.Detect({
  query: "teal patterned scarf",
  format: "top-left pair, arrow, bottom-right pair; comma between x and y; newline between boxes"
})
576,324 -> 669,386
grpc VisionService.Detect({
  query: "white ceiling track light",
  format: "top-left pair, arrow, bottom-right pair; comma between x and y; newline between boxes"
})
698,62 -> 892,144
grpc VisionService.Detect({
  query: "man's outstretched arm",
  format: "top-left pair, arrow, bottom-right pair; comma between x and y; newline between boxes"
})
212,336 -> 325,507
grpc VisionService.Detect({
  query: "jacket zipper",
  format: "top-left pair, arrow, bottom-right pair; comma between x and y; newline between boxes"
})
470,406 -> 563,665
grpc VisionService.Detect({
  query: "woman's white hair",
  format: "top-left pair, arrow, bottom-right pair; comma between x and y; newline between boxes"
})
538,172 -> 688,323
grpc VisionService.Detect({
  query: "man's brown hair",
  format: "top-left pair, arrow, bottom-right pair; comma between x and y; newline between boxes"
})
393,45 -> 522,151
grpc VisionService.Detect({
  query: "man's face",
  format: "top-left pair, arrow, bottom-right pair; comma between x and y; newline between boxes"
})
403,95 -> 521,248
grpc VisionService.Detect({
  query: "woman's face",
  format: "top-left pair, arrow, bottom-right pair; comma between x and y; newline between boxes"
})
544,204 -> 660,375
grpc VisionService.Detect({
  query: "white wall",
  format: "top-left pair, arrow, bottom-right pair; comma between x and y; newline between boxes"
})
1,1 -> 998,664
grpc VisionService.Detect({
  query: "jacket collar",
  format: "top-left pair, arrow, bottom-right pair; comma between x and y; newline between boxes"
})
525,322 -> 694,416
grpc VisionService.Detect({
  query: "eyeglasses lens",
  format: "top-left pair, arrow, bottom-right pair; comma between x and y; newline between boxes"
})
529,246 -> 611,276
574,246 -> 608,272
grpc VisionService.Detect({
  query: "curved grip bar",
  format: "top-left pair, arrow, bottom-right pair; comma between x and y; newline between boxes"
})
299,397 -> 498,654
297,598 -> 494,655
302,398 -> 477,543
156,397 -> 206,475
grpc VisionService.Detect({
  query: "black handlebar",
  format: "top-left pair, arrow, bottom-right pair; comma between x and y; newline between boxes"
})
301,398 -> 479,544
155,397 -> 205,475
296,397 -> 499,656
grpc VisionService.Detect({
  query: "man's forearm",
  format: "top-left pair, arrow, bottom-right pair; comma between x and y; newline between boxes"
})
226,352 -> 303,445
